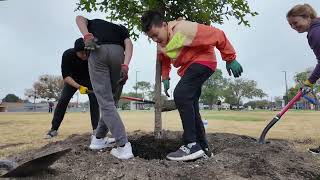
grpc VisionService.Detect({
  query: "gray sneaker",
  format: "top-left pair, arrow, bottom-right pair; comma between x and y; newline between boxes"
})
166,142 -> 204,161
44,130 -> 58,139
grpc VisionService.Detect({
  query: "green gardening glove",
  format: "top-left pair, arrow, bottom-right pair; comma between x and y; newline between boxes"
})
226,60 -> 243,78
162,79 -> 170,97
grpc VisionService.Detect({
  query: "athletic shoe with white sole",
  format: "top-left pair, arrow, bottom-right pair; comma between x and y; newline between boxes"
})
89,136 -> 115,150
166,142 -> 204,161
308,146 -> 320,155
110,142 -> 134,160
44,130 -> 58,139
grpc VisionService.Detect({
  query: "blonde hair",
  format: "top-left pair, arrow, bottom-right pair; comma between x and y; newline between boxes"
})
287,4 -> 317,19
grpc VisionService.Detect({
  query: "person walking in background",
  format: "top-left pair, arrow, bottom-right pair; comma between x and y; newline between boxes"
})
48,101 -> 54,113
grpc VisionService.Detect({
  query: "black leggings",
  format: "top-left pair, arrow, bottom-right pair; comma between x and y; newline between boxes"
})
174,63 -> 213,149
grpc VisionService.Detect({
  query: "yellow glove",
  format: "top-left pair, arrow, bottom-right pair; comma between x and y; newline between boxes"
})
79,85 -> 89,94
303,80 -> 313,87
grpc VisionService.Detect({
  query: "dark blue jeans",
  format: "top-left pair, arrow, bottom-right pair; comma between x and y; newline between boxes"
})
173,63 -> 213,149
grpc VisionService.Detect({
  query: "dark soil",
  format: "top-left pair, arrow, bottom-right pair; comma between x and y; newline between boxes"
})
1,131 -> 320,180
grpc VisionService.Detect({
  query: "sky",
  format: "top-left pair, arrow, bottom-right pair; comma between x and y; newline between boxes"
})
0,0 -> 319,103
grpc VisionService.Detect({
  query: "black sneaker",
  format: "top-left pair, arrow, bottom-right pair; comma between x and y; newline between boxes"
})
202,148 -> 213,159
308,146 -> 320,155
166,142 -> 204,161
44,130 -> 58,139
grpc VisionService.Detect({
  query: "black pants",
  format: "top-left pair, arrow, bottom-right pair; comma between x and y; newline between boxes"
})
173,63 -> 213,149
51,82 -> 99,131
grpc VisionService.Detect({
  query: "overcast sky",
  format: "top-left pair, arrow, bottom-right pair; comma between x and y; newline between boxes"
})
0,0 -> 319,103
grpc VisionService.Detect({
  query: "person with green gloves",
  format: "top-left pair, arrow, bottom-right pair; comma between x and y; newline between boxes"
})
45,38 -> 100,139
141,11 -> 243,161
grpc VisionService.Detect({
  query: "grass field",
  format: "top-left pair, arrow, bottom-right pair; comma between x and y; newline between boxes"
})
0,110 -> 320,159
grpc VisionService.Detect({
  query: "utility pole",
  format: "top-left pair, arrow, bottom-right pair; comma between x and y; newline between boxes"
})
76,92 -> 79,108
135,70 -> 139,96
33,88 -> 37,112
282,71 -> 289,104
135,70 -> 139,110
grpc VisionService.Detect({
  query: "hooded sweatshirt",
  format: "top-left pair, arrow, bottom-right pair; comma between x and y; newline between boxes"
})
157,20 -> 236,79
307,18 -> 320,84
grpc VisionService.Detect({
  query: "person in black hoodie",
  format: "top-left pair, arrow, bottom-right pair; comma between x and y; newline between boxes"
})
44,38 -> 102,140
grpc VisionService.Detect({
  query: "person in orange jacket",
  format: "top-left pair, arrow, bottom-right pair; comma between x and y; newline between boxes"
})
141,10 -> 243,161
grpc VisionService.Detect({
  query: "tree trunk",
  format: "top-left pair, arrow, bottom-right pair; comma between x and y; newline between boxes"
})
209,103 -> 213,110
154,56 -> 162,139
154,6 -> 166,139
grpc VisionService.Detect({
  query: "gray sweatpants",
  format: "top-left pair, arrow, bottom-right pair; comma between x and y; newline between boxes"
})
88,44 -> 128,146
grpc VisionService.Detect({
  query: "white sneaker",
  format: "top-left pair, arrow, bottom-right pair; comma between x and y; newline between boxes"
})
89,136 -> 115,150
110,142 -> 134,160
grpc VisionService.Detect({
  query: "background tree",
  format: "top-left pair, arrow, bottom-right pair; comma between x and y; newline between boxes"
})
244,100 -> 270,109
133,81 -> 152,98
2,94 -> 21,102
148,84 -> 169,101
25,74 -> 64,101
200,69 -> 226,109
273,96 -> 283,108
224,78 -> 267,108
287,86 -> 300,101
76,0 -> 258,137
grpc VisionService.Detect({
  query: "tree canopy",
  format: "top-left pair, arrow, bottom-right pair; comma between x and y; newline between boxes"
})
76,0 -> 258,40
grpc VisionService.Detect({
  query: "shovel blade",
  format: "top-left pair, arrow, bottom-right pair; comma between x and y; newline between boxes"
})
1,148 -> 71,177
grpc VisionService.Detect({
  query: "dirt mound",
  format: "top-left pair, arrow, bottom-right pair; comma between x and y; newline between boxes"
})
2,131 -> 320,180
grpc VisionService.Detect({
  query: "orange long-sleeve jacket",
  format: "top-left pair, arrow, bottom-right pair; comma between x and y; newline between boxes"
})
157,20 -> 237,80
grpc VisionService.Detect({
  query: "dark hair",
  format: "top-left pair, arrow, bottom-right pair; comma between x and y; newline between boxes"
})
74,38 -> 85,52
141,10 -> 165,32
287,4 -> 317,19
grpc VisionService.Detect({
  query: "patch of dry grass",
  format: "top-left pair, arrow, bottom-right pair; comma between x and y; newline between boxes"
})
0,110 -> 319,158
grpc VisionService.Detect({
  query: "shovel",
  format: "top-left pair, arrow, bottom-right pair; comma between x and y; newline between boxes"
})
0,148 -> 71,177
121,96 -> 177,112
258,91 -> 303,144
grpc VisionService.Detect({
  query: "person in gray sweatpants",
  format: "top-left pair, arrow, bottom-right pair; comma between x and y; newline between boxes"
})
89,45 -> 127,145
76,15 -> 134,160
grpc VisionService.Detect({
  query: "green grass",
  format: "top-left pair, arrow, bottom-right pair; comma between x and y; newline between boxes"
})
203,114 -> 264,121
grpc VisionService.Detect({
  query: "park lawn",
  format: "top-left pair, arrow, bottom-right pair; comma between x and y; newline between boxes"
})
0,110 -> 320,159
